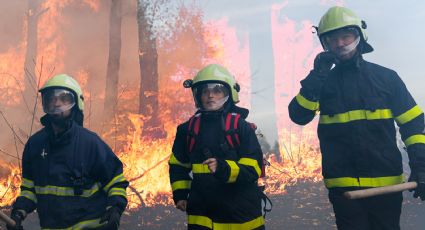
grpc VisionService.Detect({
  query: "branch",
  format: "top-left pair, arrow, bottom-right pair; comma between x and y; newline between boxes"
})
0,111 -> 24,146
0,72 -> 32,114
127,185 -> 145,207
0,148 -> 19,160
128,154 -> 171,183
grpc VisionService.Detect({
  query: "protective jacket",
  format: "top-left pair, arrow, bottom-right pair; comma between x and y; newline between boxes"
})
289,55 -> 425,190
13,119 -> 128,229
169,105 -> 265,229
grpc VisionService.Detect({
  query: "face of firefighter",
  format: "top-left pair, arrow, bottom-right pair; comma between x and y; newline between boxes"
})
42,88 -> 75,120
199,83 -> 229,111
323,28 -> 360,61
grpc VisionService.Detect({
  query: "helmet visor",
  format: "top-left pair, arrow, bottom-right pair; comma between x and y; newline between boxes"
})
193,83 -> 229,110
321,27 -> 359,51
42,89 -> 76,115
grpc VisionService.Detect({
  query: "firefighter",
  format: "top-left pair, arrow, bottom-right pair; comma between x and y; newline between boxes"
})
7,74 -> 128,230
288,6 -> 425,230
169,64 -> 265,229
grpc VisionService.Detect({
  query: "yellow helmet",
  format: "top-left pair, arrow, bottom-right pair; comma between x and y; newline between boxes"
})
39,74 -> 84,112
317,6 -> 373,53
183,64 -> 240,108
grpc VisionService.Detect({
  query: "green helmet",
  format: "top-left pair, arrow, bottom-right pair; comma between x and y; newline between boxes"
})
317,6 -> 373,53
183,64 -> 240,107
39,74 -> 84,112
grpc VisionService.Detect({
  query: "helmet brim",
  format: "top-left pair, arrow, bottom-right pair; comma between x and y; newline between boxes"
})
361,41 -> 374,54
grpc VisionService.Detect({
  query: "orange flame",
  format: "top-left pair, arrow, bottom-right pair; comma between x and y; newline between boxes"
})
0,161 -> 21,207
0,3 -> 325,210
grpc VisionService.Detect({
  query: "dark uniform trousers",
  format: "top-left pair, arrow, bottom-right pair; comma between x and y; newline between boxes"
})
329,190 -> 402,230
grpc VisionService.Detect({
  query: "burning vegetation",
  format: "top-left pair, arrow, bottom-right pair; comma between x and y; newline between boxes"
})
0,0 -> 322,215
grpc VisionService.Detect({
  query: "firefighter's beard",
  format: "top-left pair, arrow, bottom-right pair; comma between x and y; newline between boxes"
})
49,110 -> 72,128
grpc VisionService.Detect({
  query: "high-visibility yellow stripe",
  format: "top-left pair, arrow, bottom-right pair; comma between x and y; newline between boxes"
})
188,215 -> 213,228
171,180 -> 192,191
42,218 -> 104,230
20,190 -> 37,203
22,178 -> 34,188
296,93 -> 319,111
108,187 -> 127,198
169,153 -> 191,168
404,134 -> 425,147
395,105 -> 423,125
225,160 -> 240,183
103,173 -> 126,192
238,158 -> 262,177
35,183 -> 101,197
320,109 -> 393,124
324,174 -> 404,188
192,164 -> 211,174
214,216 -> 265,230
188,215 -> 265,230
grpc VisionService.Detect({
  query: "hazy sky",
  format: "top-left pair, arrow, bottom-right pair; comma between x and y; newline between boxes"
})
193,0 -> 425,142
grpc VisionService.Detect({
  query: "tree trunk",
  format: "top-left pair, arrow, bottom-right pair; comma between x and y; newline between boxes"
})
136,0 -> 165,138
249,8 -> 279,144
104,0 -> 122,121
24,0 -> 41,99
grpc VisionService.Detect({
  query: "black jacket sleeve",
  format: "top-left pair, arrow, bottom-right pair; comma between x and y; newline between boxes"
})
91,137 -> 129,214
288,71 -> 321,125
13,141 -> 37,214
168,124 -> 192,204
389,73 -> 425,173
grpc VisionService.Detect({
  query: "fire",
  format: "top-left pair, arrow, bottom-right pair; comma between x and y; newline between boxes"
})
271,2 -> 322,130
0,161 -> 21,207
0,46 -> 25,105
119,114 -> 174,209
0,2 -> 325,211
263,2 -> 323,193
263,127 -> 322,195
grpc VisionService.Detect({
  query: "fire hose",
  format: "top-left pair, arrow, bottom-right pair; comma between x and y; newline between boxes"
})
344,182 -> 417,199
0,210 -> 16,227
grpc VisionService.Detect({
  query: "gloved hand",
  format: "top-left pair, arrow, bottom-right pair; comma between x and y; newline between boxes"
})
299,51 -> 336,100
6,209 -> 25,230
176,200 -> 187,212
409,171 -> 425,200
313,51 -> 336,77
97,206 -> 122,230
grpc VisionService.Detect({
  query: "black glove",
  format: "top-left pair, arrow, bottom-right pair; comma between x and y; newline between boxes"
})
6,209 -> 25,230
313,51 -> 336,77
299,52 -> 337,100
409,171 -> 425,201
97,206 -> 122,230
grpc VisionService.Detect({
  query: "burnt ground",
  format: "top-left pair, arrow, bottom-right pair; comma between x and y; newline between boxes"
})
1,182 -> 424,230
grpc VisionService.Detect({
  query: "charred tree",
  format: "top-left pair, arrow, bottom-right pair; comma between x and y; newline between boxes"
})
104,0 -> 122,121
136,0 -> 165,138
24,0 -> 42,98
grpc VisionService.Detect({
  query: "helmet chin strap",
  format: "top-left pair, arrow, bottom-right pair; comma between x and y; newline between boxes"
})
338,36 -> 360,56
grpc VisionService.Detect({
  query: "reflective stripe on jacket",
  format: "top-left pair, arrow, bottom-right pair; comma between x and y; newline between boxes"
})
13,121 -> 128,229
289,56 -> 425,189
169,107 -> 264,228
